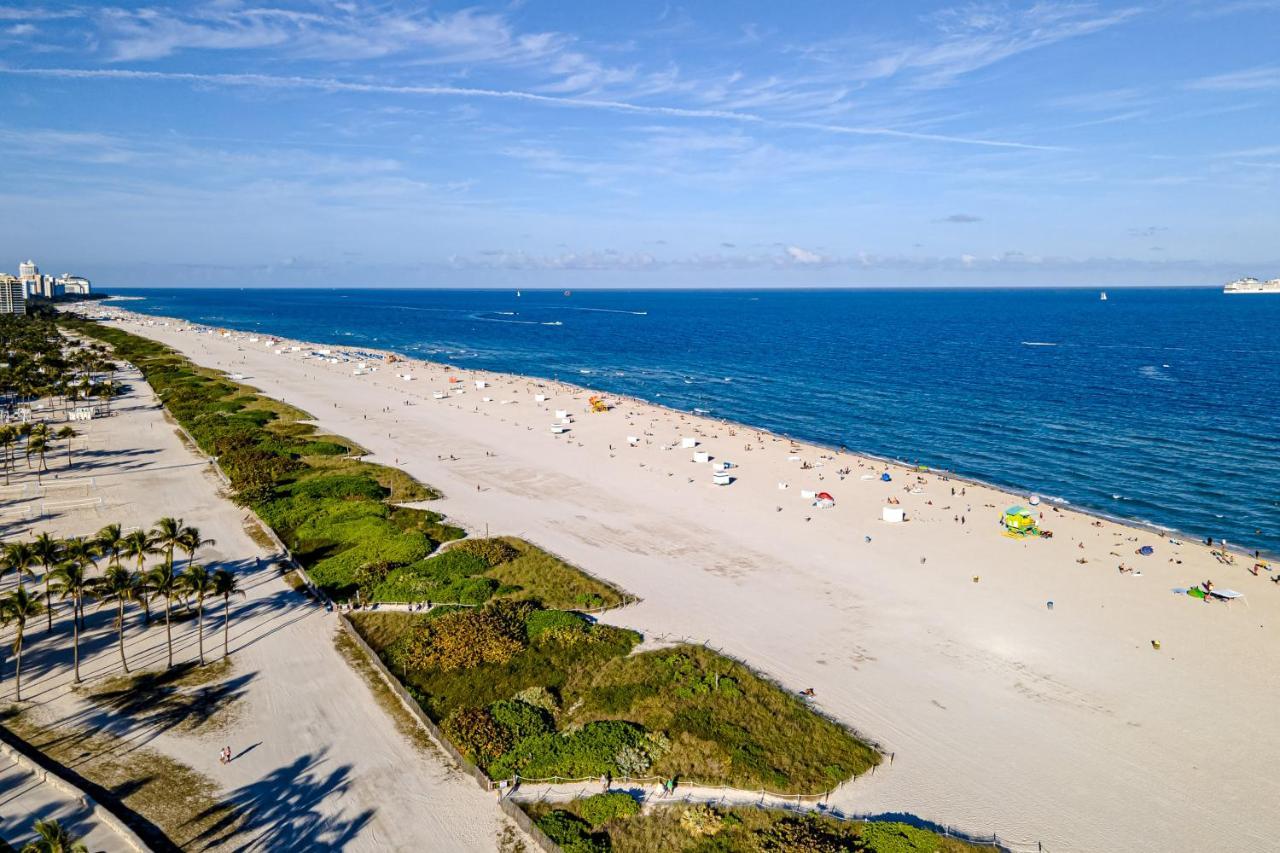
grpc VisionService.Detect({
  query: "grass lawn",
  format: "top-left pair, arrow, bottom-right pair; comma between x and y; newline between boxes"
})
525,800 -> 989,853
350,607 -> 877,794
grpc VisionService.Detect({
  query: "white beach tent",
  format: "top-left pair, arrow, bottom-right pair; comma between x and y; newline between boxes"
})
555,409 -> 569,419
693,451 -> 711,463
882,507 -> 906,523
476,380 -> 488,389
713,472 -> 733,486
627,436 -> 640,446
681,437 -> 698,448
535,394 -> 548,402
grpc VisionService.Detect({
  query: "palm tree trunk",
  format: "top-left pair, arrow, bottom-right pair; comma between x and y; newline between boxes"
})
197,599 -> 206,664
117,601 -> 129,674
164,597 -> 173,669
14,634 -> 23,701
71,610 -> 81,684
44,574 -> 52,631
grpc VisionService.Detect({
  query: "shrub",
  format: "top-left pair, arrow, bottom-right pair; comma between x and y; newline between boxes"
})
443,706 -> 512,764
298,439 -> 349,456
577,792 -> 639,827
680,804 -> 724,838
488,720 -> 647,780
525,609 -> 588,640
288,474 -> 385,502
756,816 -> 855,852
489,699 -> 553,741
535,811 -> 609,853
451,537 -> 519,566
354,562 -> 393,599
858,822 -> 943,853
514,686 -> 559,713
399,600 -> 534,672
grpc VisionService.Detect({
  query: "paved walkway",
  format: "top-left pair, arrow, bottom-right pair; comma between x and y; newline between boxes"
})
0,758 -> 123,853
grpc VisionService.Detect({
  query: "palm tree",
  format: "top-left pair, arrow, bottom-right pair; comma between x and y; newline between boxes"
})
95,565 -> 138,674
20,817 -> 88,853
146,561 -> 184,669
60,537 -> 99,631
151,517 -> 184,569
30,532 -> 62,632
50,562 -> 91,684
120,530 -> 156,626
96,523 -> 126,568
0,424 -> 15,485
26,435 -> 49,483
1,587 -> 44,701
212,569 -> 243,659
3,541 -> 38,592
181,564 -> 215,665
55,425 -> 77,467
178,525 -> 215,569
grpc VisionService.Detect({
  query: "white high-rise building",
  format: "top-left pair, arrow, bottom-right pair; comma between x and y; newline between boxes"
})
57,273 -> 92,295
0,274 -> 25,315
18,260 -> 37,279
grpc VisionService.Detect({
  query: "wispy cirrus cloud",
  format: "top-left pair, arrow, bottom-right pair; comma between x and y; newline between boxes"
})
936,213 -> 983,224
801,2 -> 1141,89
0,66 -> 1063,151
1187,65 -> 1280,91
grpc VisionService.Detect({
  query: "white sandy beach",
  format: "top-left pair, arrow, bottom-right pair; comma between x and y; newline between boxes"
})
80,304 -> 1280,853
1,353 -> 526,851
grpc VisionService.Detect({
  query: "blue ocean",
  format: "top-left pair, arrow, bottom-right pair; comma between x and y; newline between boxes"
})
111,287 -> 1280,556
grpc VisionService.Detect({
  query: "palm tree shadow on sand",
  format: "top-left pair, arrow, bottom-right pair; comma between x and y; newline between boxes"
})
184,749 -> 373,852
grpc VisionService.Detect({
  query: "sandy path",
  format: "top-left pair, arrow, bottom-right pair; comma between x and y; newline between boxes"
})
91,309 -> 1280,853
1,359 -> 523,851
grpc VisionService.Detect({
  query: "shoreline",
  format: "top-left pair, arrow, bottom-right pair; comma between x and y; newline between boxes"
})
85,302 -> 1270,564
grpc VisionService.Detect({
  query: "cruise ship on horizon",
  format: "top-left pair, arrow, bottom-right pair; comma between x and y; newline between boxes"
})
1224,276 -> 1280,294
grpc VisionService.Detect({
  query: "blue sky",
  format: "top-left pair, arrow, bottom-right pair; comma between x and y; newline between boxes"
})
1,1 -> 1278,288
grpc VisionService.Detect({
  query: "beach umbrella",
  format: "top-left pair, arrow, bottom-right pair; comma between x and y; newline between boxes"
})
880,472 -> 892,482
1138,545 -> 1154,556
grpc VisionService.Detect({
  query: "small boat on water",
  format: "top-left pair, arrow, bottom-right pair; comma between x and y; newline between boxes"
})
1100,291 -> 1108,301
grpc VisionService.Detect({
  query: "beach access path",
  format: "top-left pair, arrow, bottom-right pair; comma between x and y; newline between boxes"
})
0,359 -> 527,851
0,755 -> 125,852
101,307 -> 1280,853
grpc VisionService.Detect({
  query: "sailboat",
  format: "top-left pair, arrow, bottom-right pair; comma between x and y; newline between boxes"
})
516,290 -> 521,297
1100,291 -> 1108,301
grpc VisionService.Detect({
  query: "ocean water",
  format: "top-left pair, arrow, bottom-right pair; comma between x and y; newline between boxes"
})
112,287 -> 1280,556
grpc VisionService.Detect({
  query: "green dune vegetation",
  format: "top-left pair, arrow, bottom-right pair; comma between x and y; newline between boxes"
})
350,604 -> 879,793
64,320 -> 621,610
524,799 -> 986,853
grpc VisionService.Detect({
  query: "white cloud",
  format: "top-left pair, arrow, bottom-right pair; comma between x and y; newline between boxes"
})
0,67 -> 1063,151
1187,65 -> 1280,91
785,245 -> 824,264
804,2 -> 1141,90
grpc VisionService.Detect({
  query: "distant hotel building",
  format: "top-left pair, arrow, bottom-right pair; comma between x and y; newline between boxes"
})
0,274 -> 25,315
14,259 -> 91,299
